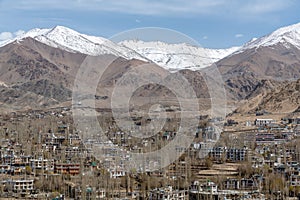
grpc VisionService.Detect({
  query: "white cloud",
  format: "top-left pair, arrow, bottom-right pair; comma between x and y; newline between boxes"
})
0,30 -> 26,41
0,32 -> 13,41
235,34 -> 244,38
203,36 -> 208,40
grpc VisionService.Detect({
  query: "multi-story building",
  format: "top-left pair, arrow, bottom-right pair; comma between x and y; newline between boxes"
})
4,179 -> 34,194
227,147 -> 247,162
54,163 -> 80,175
208,147 -> 225,162
150,186 -> 188,200
30,157 -> 54,172
209,147 -> 247,162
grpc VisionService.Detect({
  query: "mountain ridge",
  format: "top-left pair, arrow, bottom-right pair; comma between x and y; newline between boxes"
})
0,25 -> 241,71
1,23 -> 300,113
2,22 -> 300,72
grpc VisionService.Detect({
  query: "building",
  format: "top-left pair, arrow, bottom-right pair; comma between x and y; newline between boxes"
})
208,147 -> 247,162
190,180 -> 261,200
109,168 -> 126,178
290,175 -> 300,186
224,178 -> 239,190
0,164 -> 11,174
30,157 -> 54,172
254,119 -> 275,126
150,186 -> 188,200
54,163 -> 80,175
4,179 -> 34,194
208,147 -> 225,162
226,147 -> 247,162
256,133 -> 275,144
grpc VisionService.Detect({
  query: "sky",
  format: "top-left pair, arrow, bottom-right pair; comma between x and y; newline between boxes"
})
0,0 -> 300,48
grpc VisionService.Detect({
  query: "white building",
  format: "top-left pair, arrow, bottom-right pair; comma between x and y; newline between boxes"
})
254,119 -> 275,126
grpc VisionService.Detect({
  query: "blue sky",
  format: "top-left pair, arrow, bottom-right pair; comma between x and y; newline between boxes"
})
0,0 -> 300,48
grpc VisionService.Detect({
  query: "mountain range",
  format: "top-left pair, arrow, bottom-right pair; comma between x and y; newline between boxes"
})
1,23 -> 300,114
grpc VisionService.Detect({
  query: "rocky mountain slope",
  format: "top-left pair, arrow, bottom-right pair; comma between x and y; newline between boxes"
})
236,79 -> 300,114
0,37 -> 85,110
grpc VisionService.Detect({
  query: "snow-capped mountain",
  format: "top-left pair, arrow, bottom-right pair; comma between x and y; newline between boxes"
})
217,22 -> 300,100
119,40 -> 240,71
236,22 -> 300,53
0,25 -> 240,71
3,22 -> 300,72
0,26 -> 147,61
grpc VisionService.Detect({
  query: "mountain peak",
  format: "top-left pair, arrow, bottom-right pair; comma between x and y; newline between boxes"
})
0,25 -> 148,60
46,25 -> 84,38
238,22 -> 300,52
273,22 -> 300,35
51,25 -> 69,30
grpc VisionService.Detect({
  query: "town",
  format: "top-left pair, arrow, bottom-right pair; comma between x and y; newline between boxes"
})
0,107 -> 299,199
